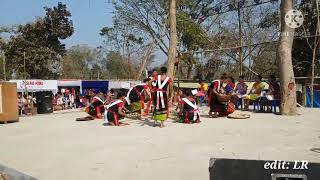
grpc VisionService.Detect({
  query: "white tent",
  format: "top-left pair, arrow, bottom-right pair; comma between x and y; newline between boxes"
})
108,80 -> 141,89
10,80 -> 58,93
57,80 -> 82,87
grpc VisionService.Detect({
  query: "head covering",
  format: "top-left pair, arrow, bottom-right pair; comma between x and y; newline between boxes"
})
192,89 -> 198,96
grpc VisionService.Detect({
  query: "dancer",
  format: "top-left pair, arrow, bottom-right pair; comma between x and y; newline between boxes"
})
152,66 -> 173,128
178,89 -> 200,124
208,75 -> 228,117
83,92 -> 106,119
124,78 -> 151,120
104,91 -> 129,126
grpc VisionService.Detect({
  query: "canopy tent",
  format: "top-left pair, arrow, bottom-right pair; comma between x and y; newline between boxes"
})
58,80 -> 82,94
10,80 -> 58,93
81,80 -> 109,94
108,80 -> 141,90
57,80 -> 82,87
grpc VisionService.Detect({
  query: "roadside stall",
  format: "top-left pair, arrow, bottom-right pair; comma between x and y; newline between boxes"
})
10,79 -> 58,93
57,80 -> 82,109
10,80 -> 58,114
58,80 -> 82,93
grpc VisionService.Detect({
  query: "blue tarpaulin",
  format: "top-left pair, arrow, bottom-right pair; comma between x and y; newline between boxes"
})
306,86 -> 320,108
81,81 -> 109,94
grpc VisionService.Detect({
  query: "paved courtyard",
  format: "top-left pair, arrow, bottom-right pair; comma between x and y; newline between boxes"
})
1,107 -> 320,180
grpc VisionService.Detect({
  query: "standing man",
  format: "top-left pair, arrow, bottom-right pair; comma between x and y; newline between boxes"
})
152,67 -> 173,128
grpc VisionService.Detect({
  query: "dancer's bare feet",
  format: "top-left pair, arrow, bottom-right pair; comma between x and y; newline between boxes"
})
107,122 -> 129,126
160,122 -> 166,128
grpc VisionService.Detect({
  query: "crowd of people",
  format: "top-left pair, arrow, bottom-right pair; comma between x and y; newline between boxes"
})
82,67 -> 281,128
52,89 -> 118,111
17,93 -> 36,115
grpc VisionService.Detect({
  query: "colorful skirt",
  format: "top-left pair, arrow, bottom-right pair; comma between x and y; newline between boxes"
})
130,101 -> 143,113
153,110 -> 167,122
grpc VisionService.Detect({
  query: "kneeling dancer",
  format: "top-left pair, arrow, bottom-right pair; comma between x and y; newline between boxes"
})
84,92 -> 106,119
104,92 -> 129,126
124,79 -> 150,120
178,89 -> 200,124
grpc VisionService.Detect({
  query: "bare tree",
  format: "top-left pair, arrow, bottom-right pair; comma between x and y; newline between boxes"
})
310,0 -> 320,107
136,41 -> 157,80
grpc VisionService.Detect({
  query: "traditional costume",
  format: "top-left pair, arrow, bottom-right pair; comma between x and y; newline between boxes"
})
208,80 -> 236,117
84,95 -> 105,118
125,83 -> 148,113
179,97 -> 200,123
152,75 -> 172,122
208,80 -> 224,113
104,99 -> 125,126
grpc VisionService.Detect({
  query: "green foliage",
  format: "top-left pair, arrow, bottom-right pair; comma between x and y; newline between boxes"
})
60,45 -> 99,79
4,2 -> 73,79
105,51 -> 131,79
177,12 -> 207,51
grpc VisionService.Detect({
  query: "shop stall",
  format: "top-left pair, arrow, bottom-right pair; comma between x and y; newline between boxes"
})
10,79 -> 58,93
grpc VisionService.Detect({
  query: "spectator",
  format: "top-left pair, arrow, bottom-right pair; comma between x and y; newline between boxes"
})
260,75 -> 281,112
57,94 -> 64,110
21,94 -> 30,115
235,75 -> 248,96
243,74 -> 265,110
17,93 -> 23,115
197,79 -> 208,106
224,76 -> 235,94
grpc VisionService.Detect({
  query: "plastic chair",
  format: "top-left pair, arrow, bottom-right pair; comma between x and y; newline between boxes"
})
271,99 -> 280,113
253,100 -> 260,111
236,98 -> 243,109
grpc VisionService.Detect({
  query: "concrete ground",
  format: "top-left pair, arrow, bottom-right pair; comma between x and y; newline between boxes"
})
0,107 -> 320,180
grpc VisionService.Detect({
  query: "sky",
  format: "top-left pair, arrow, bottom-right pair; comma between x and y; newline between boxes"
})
0,0 -> 114,48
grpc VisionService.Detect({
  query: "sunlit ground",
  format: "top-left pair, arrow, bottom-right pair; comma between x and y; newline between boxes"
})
1,107 -> 320,180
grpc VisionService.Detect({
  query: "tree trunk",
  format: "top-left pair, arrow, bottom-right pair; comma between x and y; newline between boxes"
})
278,0 -> 298,115
167,0 -> 177,78
311,47 -> 316,107
136,42 -> 157,80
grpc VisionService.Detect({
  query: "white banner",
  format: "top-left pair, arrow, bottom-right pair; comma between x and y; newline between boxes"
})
10,80 -> 58,93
